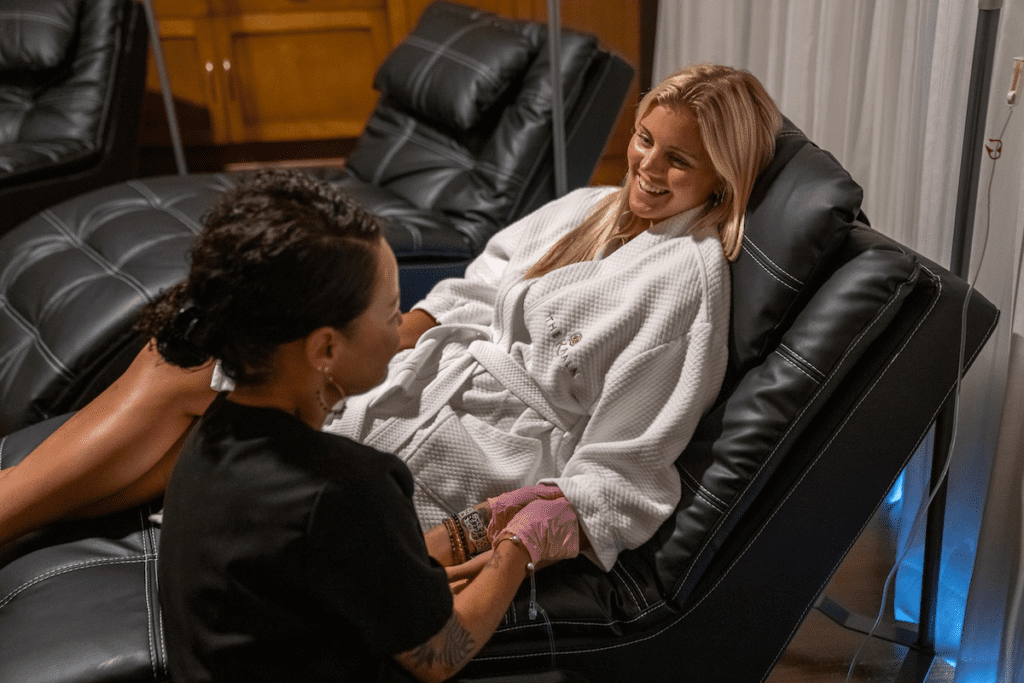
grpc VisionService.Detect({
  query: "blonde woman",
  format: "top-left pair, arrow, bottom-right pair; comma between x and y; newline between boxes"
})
0,64 -> 782,574
337,63 -> 782,571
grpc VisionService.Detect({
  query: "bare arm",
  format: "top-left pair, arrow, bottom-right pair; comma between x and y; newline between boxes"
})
0,342 -> 217,545
395,539 -> 530,683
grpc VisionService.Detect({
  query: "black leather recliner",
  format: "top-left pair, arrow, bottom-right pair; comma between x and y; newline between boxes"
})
0,0 -> 149,238
0,8 -> 1000,683
334,0 -> 634,310
0,118 -> 999,681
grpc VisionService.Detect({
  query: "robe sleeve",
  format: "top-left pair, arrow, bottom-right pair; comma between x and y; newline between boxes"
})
410,211 -> 522,327
412,187 -> 615,327
545,319 -> 728,571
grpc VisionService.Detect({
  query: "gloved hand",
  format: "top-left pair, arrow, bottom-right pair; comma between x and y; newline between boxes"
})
494,497 -> 580,567
486,484 -> 565,542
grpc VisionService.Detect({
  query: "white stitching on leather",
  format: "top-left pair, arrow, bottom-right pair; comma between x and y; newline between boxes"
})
139,509 -> 159,682
778,343 -> 824,379
610,566 -> 642,612
37,271 -> 109,321
371,119 -> 417,186
0,556 -> 157,610
739,241 -> 801,291
678,467 -> 727,511
41,210 -> 151,299
124,180 -> 205,236
407,23 -> 484,113
615,565 -> 649,610
149,518 -> 168,678
774,348 -> 820,382
403,34 -> 506,90
365,115 -> 523,184
742,237 -> 803,290
115,232 -> 192,269
0,293 -> 72,377
0,338 -> 31,373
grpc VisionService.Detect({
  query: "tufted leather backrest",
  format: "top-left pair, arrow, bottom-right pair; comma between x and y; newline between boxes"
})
0,0 -> 130,183
343,0 -> 603,254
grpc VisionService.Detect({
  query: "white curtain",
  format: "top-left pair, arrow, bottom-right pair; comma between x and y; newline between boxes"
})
653,1 -> 1024,679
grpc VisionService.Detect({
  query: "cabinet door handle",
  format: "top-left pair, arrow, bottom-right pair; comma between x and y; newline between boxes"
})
205,60 -> 220,104
223,59 -> 237,101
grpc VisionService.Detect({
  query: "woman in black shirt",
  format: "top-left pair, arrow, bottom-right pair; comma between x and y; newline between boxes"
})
140,170 -> 579,683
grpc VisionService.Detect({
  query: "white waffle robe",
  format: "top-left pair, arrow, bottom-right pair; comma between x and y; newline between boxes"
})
327,186 -> 730,570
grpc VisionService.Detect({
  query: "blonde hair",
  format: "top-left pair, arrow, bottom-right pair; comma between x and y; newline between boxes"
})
525,64 -> 782,279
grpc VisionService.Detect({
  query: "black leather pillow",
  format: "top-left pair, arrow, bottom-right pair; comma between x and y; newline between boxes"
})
730,121 -> 865,375
0,0 -> 79,72
374,0 -> 537,131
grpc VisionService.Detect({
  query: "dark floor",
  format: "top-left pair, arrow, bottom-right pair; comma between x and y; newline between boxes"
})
767,511 -> 954,683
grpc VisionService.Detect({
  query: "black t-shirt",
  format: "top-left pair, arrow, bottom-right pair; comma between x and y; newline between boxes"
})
158,396 -> 453,683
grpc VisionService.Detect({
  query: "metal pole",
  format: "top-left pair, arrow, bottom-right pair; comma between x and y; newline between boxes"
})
139,0 -> 188,175
917,0 -> 1002,659
546,0 -> 567,197
950,3 -> 1002,278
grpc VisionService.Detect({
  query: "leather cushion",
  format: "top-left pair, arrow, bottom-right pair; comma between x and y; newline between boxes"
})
729,121 -> 865,377
0,139 -> 95,186
0,0 -> 127,148
349,2 -> 599,252
374,0 -> 538,131
0,0 -> 79,72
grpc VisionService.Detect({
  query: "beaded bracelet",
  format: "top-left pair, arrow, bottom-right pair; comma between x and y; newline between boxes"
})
442,515 -> 468,565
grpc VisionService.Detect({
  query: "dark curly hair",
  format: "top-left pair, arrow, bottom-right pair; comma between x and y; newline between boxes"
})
137,169 -> 385,385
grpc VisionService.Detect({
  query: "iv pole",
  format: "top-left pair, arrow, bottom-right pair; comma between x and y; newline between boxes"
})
920,0 -> 1002,663
546,0 -> 568,198
814,3 -> 1004,681
139,0 -> 188,175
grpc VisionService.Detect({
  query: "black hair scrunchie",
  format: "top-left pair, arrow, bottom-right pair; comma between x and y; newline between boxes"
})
158,300 -> 214,368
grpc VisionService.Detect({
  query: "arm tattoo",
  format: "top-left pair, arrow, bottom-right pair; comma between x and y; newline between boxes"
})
407,614 -> 476,670
487,538 -> 518,570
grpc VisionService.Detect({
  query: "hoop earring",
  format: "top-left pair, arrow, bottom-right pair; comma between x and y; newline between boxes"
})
316,367 -> 346,416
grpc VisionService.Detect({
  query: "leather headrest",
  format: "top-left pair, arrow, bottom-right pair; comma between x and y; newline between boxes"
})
729,119 -> 864,375
0,0 -> 79,72
374,0 -> 538,131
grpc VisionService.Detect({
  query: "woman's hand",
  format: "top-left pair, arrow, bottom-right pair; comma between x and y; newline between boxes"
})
495,497 -> 580,569
399,309 -> 438,350
423,484 -> 566,567
485,484 -> 565,543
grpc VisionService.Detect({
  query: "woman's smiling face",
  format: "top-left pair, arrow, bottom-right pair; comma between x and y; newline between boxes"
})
626,104 -> 719,223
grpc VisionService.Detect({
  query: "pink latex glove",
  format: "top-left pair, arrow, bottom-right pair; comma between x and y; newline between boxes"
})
494,497 -> 580,567
486,484 -> 565,542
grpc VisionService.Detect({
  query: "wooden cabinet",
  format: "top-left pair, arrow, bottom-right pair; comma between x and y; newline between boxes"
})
142,0 -> 401,145
142,0 -> 649,180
